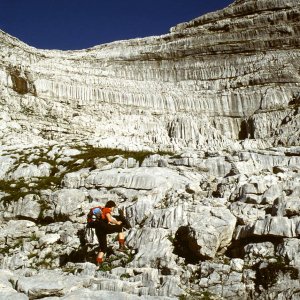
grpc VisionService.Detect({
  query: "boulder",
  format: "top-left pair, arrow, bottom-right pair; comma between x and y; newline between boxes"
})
62,169 -> 90,189
1,220 -> 38,245
199,261 -> 246,299
0,156 -> 16,180
38,234 -> 60,247
276,238 -> 300,267
126,228 -> 176,269
50,189 -> 87,221
171,205 -> 236,259
229,202 -> 266,225
0,269 -> 29,300
15,269 -> 92,299
9,194 -> 41,220
10,163 -> 51,180
244,242 -> 275,262
60,288 -> 176,299
235,216 -> 300,239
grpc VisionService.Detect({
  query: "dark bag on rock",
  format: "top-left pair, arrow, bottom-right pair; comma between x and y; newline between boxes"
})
115,208 -> 132,230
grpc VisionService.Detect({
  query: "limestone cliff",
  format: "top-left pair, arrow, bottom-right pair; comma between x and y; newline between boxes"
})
1,0 -> 299,151
1,0 -> 300,299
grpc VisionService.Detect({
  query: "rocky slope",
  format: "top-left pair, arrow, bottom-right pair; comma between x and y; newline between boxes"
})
1,0 -> 300,299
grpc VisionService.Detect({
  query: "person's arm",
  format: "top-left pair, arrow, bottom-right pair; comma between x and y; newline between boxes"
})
106,213 -> 122,225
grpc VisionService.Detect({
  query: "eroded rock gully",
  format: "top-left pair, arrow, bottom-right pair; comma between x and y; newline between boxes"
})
1,0 -> 300,299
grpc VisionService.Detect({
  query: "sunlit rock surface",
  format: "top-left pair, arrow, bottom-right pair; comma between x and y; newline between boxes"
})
1,0 -> 300,299
1,0 -> 300,152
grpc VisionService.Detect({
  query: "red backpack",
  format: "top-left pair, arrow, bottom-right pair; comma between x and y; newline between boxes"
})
87,206 -> 102,228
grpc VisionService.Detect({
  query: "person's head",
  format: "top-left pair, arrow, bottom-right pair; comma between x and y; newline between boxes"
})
105,200 -> 116,209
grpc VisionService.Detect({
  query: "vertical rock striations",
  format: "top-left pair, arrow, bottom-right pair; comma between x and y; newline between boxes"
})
0,0 -> 299,151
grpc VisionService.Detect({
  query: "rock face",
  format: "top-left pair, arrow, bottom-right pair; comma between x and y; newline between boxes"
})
0,0 -> 300,299
1,0 -> 300,151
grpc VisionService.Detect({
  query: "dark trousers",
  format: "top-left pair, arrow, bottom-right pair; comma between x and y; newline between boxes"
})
95,221 -> 123,253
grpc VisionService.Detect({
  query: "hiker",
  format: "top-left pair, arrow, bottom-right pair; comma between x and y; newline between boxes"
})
94,200 -> 127,266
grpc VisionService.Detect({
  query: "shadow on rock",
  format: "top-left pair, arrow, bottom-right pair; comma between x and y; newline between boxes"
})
173,225 -> 207,264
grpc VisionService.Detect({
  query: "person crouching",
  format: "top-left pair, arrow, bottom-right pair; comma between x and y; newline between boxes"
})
95,200 -> 126,267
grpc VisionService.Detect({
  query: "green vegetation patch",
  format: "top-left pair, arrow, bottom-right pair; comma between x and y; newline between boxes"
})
0,145 -> 174,207
71,145 -> 173,167
120,273 -> 131,280
179,291 -> 216,300
0,179 -> 29,206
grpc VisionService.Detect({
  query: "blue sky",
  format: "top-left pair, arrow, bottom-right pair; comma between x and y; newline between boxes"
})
0,0 -> 233,50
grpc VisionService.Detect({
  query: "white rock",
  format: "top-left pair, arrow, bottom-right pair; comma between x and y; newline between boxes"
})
126,228 -> 176,269
0,269 -> 28,300
15,269 -> 92,299
61,148 -> 81,157
0,156 -> 16,180
10,162 -> 51,180
84,167 -> 190,191
163,204 -> 237,259
50,189 -> 87,221
60,288 -> 176,299
39,234 -> 60,247
230,258 -> 244,272
230,202 -> 266,225
235,216 -> 300,239
9,194 -> 41,220
276,238 -> 300,267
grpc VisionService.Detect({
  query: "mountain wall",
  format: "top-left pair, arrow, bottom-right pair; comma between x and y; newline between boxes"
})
1,0 -> 299,152
1,0 -> 300,299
